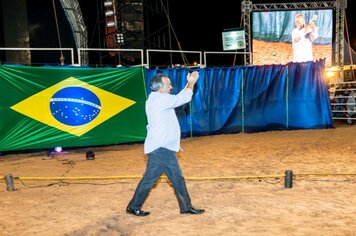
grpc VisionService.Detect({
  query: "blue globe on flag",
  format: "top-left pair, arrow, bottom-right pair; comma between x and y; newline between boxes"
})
50,87 -> 101,126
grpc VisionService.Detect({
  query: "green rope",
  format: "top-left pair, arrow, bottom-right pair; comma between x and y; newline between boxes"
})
241,69 -> 245,132
141,67 -> 148,99
286,66 -> 289,128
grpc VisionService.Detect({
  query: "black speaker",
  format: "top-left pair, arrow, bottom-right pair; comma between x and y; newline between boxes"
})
86,150 -> 95,160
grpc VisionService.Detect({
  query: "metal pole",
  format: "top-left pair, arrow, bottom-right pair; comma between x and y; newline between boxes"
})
166,0 -> 173,65
5,174 -> 15,191
284,170 -> 293,188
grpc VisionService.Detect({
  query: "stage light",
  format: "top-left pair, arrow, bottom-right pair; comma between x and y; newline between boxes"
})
116,33 -> 124,44
104,1 -> 113,7
105,10 -> 114,17
47,146 -> 67,157
326,71 -> 335,78
107,21 -> 116,28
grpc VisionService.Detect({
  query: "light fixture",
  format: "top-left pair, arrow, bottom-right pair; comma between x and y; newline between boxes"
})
107,21 -> 116,28
105,10 -> 114,16
47,146 -> 67,157
104,0 -> 113,7
116,33 -> 124,44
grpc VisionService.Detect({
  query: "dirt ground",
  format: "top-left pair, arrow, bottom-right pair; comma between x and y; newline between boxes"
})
252,39 -> 332,66
1,123 -> 356,236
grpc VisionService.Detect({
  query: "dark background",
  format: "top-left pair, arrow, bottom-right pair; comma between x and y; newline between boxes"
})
166,0 -> 355,52
78,0 -> 355,51
0,0 -> 354,65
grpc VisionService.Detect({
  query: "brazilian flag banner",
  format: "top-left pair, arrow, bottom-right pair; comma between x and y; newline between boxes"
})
0,65 -> 147,152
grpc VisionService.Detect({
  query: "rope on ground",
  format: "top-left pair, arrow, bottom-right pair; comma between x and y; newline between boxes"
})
294,173 -> 356,177
1,173 -> 356,181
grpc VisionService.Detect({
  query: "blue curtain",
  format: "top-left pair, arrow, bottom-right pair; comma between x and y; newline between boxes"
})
287,60 -> 334,129
144,60 -> 333,137
242,64 -> 289,132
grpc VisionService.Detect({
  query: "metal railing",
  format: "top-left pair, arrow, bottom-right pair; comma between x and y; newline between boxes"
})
77,48 -> 144,66
329,80 -> 356,124
0,47 -> 253,68
203,51 -> 252,67
146,49 -> 202,68
0,47 -> 75,65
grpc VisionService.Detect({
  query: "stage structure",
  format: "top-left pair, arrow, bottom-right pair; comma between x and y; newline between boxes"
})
78,0 -> 171,67
0,0 -> 86,65
241,0 -> 345,67
59,0 -> 88,65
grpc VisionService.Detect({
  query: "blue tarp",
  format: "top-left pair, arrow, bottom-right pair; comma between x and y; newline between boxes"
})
144,60 -> 334,137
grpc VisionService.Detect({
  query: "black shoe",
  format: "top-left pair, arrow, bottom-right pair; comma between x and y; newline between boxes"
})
126,207 -> 150,216
181,207 -> 205,214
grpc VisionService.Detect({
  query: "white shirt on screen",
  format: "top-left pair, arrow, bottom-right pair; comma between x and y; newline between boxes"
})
292,27 -> 318,63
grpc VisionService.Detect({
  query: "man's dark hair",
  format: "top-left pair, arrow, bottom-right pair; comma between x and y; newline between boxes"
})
150,73 -> 167,91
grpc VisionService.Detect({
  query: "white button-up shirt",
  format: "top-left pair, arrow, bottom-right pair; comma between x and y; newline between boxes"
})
144,88 -> 193,154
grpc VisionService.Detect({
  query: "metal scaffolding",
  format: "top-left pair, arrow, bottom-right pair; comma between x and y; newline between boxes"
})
59,0 -> 88,65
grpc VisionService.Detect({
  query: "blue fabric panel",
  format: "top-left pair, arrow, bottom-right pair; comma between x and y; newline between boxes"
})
243,64 -> 289,132
190,67 -> 243,135
287,60 -> 333,129
143,60 -> 333,137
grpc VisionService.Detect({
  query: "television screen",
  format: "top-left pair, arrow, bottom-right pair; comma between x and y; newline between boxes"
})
222,28 -> 246,51
252,9 -> 333,65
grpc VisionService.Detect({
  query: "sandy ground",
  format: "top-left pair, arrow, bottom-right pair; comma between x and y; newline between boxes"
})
1,123 -> 356,236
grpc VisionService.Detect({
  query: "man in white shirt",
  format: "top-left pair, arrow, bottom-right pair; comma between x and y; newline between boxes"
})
126,71 -> 205,216
292,14 -> 318,63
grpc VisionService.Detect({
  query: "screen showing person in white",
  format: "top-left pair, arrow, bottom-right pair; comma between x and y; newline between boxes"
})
292,14 -> 318,63
126,71 -> 205,216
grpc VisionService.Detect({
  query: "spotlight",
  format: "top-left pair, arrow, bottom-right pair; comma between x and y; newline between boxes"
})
104,0 -> 113,7
106,21 -> 116,28
86,150 -> 95,160
47,146 -> 67,157
105,10 -> 114,17
116,33 -> 124,44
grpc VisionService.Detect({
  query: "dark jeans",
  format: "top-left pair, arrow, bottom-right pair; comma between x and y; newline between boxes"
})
127,147 -> 192,212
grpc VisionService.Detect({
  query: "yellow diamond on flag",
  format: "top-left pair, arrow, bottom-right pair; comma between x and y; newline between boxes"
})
11,77 -> 136,136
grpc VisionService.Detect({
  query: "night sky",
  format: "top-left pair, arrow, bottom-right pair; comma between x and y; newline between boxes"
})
168,1 -> 241,51
74,0 -> 356,56
77,0 -> 241,51
167,0 -> 356,52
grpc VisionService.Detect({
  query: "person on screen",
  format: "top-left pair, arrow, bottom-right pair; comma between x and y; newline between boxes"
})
291,14 -> 318,63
